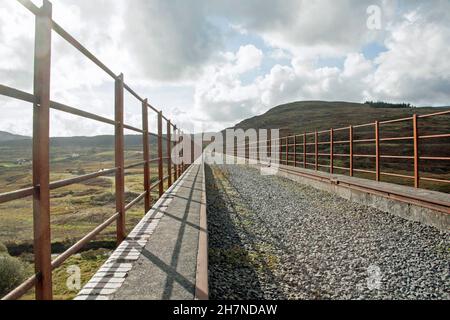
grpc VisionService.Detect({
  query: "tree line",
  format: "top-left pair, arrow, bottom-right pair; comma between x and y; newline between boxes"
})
364,101 -> 415,109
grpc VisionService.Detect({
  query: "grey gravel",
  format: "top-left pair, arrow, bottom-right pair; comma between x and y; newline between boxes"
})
206,164 -> 450,300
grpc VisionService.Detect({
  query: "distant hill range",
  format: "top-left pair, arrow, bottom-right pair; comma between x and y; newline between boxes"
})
0,131 -> 30,142
228,101 -> 450,135
0,133 -> 159,148
2,101 -> 449,146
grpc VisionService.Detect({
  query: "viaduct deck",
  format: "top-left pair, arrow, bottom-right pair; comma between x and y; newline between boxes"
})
75,163 -> 207,300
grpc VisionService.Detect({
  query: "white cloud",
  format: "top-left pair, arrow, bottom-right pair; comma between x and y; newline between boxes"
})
1,0 -> 450,135
370,3 -> 450,105
234,45 -> 264,74
0,1 -> 35,90
190,1 -> 450,130
210,0 -> 395,58
122,0 -> 222,81
342,53 -> 373,78
269,49 -> 292,61
230,24 -> 248,35
192,48 -> 376,130
192,45 -> 262,130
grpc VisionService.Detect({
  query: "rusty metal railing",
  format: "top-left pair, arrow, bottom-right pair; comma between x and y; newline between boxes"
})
0,0 -> 186,300
236,110 -> 450,192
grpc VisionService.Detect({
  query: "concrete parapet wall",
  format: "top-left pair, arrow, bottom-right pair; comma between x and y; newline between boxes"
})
275,166 -> 449,231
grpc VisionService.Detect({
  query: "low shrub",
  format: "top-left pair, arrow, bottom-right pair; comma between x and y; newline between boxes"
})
0,254 -> 27,297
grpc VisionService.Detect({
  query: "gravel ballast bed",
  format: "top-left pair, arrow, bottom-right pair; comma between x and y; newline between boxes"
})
206,164 -> 449,300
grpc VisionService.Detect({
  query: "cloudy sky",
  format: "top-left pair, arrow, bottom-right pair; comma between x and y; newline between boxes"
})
1,0 -> 449,136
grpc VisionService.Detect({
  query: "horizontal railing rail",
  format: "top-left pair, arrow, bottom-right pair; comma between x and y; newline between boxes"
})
0,0 -> 187,300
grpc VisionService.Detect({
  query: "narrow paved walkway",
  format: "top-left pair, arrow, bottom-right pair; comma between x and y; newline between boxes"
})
76,164 -> 204,300
207,164 -> 449,300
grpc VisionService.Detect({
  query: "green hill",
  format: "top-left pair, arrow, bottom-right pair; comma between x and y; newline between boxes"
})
226,101 -> 450,193
229,101 -> 450,135
0,131 -> 30,142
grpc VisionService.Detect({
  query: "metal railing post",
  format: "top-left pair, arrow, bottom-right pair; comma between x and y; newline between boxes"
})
0,0 -> 192,301
349,126 -> 353,177
279,138 -> 282,165
315,130 -> 318,171
191,134 -> 195,164
178,131 -> 182,173
285,137 -> 288,165
413,114 -> 420,188
181,131 -> 185,173
142,99 -> 151,213
294,135 -> 297,167
178,129 -> 182,177
330,128 -> 334,174
157,111 -> 164,197
245,138 -> 248,162
250,137 -> 253,162
180,130 -> 184,176
303,133 -> 306,168
32,0 -> 53,300
177,132 -> 179,177
115,74 -> 125,244
257,132 -> 260,162
173,126 -> 178,181
167,120 -> 172,187
375,121 -> 380,181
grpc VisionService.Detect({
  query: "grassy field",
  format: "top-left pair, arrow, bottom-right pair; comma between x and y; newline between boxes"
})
0,142 -> 173,300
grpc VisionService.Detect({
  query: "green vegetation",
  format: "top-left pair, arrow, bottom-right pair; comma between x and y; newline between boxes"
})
0,131 -> 29,142
229,101 -> 450,192
0,247 -> 28,297
230,101 -> 449,134
0,138 -> 173,299
18,249 -> 110,300
364,101 -> 415,109
208,166 -> 280,275
209,246 -> 279,274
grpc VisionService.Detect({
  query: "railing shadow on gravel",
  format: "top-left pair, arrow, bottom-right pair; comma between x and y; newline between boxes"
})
205,164 -> 286,300
218,165 -> 293,255
218,164 -> 326,296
